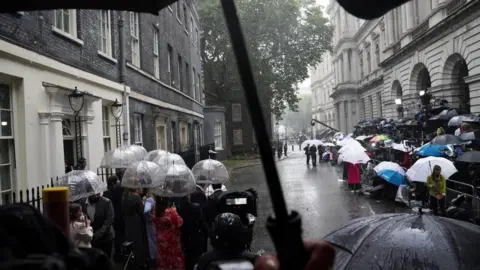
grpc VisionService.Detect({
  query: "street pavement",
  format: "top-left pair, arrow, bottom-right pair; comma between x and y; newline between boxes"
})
227,149 -> 410,253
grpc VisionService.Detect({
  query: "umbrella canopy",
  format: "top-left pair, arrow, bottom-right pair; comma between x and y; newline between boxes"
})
431,134 -> 463,145
323,142 -> 335,147
415,143 -> 447,157
459,131 -> 480,141
355,135 -> 374,141
144,149 -> 167,162
338,148 -> 371,165
448,115 -> 476,127
374,162 -> 406,186
192,159 -> 229,185
128,144 -> 148,161
57,170 -> 105,201
301,139 -> 323,149
406,157 -> 457,183
154,164 -> 196,197
456,151 -> 480,163
370,134 -> 391,142
337,138 -> 362,147
392,142 -> 409,152
324,213 -> 480,270
121,161 -> 162,189
338,144 -> 366,154
100,147 -> 137,168
153,152 -> 186,167
429,108 -> 460,121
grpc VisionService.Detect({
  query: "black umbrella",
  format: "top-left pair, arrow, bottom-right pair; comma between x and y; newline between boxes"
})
324,213 -> 480,270
448,115 -> 477,127
429,108 -> 461,121
431,134 -> 463,145
460,131 -> 480,141
457,151 -> 480,163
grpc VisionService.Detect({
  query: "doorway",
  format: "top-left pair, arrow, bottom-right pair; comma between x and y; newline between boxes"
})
156,125 -> 167,150
62,118 -> 76,172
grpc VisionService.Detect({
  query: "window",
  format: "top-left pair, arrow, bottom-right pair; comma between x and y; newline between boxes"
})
130,12 -> 140,67
153,29 -> 160,78
233,129 -> 243,145
170,121 -> 176,152
375,43 -> 380,66
195,28 -> 200,49
359,52 -> 364,78
368,96 -> 374,119
133,113 -> 143,145
178,55 -> 183,91
377,92 -> 383,116
185,62 -> 190,94
167,44 -> 174,85
99,10 -> 112,56
102,106 -> 111,153
176,1 -> 182,22
190,17 -> 193,35
192,68 -> 197,100
232,103 -> 242,122
54,10 -> 77,37
366,49 -> 371,74
183,5 -> 188,30
214,122 -> 223,149
0,84 -> 14,204
197,74 -> 201,101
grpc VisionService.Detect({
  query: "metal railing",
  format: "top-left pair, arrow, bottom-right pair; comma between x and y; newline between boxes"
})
445,179 -> 480,222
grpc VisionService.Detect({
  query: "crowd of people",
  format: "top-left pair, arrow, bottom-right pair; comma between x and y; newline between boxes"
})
66,170 -> 258,270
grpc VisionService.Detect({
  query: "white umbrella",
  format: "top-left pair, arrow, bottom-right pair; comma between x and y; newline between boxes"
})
337,138 -> 359,147
406,157 -> 457,183
153,152 -> 186,167
192,158 -> 229,185
338,144 -> 366,154
100,147 -> 137,168
323,142 -> 336,147
144,149 -> 167,162
154,164 -> 196,197
121,161 -> 162,189
392,143 -> 409,152
338,148 -> 371,164
374,161 -> 405,175
355,135 -> 374,141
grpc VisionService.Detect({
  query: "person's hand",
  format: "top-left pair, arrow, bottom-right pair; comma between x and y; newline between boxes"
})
86,218 -> 91,226
254,240 -> 335,270
435,194 -> 442,200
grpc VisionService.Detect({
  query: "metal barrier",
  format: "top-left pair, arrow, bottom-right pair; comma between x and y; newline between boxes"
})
446,179 -> 480,222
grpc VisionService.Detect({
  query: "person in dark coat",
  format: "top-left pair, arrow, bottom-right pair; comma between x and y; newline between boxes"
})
84,193 -> 115,258
309,144 -> 317,166
122,188 -> 149,269
176,196 -> 209,270
284,143 -> 288,157
102,175 -> 125,262
303,144 -> 310,165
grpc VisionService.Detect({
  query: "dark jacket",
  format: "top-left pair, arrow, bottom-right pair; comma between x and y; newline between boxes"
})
176,201 -> 209,257
309,145 -> 317,155
122,192 -> 149,267
87,196 -> 115,244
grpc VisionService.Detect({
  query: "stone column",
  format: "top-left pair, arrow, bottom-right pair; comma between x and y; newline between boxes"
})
346,100 -> 352,133
386,12 -> 394,46
405,1 -> 415,30
339,101 -> 346,133
355,99 -> 361,123
401,5 -> 407,33
39,113 -> 51,183
335,103 -> 341,130
342,53 -> 347,82
50,113 -> 65,179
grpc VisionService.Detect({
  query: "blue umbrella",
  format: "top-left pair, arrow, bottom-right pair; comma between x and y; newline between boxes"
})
377,169 -> 407,186
415,143 -> 446,157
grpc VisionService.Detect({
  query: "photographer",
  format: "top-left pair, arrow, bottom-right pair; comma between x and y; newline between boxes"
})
196,213 -> 259,270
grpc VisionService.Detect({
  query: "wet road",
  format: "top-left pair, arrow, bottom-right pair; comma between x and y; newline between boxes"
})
227,149 -> 410,252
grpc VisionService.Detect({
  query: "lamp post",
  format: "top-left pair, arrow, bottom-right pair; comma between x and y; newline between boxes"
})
68,87 -> 86,163
111,99 -> 123,148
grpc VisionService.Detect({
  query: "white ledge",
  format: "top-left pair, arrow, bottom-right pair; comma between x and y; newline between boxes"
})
51,27 -> 84,46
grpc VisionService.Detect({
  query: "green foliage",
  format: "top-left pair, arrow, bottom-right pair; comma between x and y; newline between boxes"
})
199,0 -> 333,120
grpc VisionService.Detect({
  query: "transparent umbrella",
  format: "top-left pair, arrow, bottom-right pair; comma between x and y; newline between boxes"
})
144,149 -> 167,162
121,161 -> 163,190
153,164 -> 196,197
153,152 -> 186,167
192,158 -> 229,185
100,147 -> 137,168
57,170 -> 105,201
128,144 -> 148,161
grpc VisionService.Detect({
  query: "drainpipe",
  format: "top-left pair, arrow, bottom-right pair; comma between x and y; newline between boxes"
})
118,11 -> 130,146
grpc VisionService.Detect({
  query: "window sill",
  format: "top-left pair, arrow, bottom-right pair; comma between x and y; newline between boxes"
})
168,6 -> 173,12
177,17 -> 182,24
184,29 -> 189,35
52,27 -> 84,46
98,51 -> 117,64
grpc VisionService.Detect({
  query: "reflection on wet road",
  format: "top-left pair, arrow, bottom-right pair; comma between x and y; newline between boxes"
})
228,150 -> 411,252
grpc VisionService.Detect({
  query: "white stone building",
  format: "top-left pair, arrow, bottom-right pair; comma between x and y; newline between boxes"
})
325,0 -> 480,134
310,52 -> 336,135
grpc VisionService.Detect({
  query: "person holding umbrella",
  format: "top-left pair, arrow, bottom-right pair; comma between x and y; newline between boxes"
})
427,165 -> 447,216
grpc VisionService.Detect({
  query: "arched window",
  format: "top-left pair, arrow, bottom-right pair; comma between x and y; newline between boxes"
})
366,49 -> 371,74
375,44 -> 380,66
348,49 -> 352,76
359,52 -> 364,78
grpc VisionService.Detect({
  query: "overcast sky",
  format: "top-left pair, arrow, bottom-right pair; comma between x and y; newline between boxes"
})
298,0 -> 330,94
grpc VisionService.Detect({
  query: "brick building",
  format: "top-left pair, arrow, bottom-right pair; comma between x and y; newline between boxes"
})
0,3 -> 203,198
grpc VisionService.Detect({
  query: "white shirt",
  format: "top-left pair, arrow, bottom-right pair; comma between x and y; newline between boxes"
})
205,185 -> 227,196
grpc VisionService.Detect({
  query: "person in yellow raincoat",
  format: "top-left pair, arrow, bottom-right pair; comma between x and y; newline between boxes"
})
427,165 -> 446,216
436,127 -> 445,136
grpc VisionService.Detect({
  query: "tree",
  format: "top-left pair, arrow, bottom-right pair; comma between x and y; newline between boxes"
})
199,0 -> 333,120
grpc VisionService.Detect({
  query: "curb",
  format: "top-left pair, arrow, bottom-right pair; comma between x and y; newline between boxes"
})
229,162 -> 262,175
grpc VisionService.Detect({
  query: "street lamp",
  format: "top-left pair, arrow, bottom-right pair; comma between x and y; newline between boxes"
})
67,87 -> 86,165
111,99 -> 123,147
395,98 -> 402,105
419,90 -> 426,97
